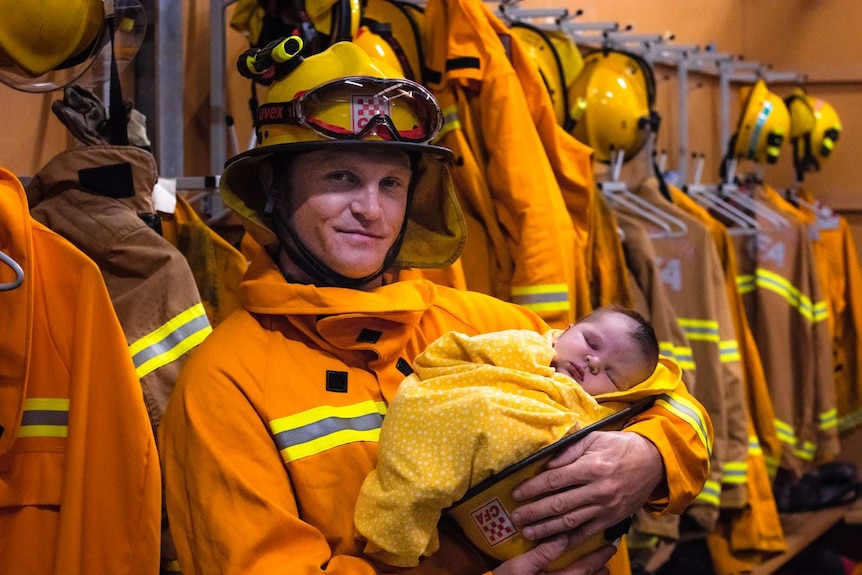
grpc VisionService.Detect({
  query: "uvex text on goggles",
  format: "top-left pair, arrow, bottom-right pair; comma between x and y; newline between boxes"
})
254,76 -> 443,144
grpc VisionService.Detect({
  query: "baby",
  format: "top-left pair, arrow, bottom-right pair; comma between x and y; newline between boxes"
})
354,306 -> 679,567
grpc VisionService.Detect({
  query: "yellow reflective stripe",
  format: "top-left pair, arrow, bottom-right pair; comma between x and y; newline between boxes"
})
793,441 -> 816,461
838,407 -> 862,433
736,274 -> 755,294
17,398 -> 70,438
130,303 -> 212,378
755,268 -> 827,324
160,559 -> 182,573
280,428 -> 381,462
695,480 -> 721,506
722,461 -> 748,484
655,393 -> 712,457
718,340 -> 741,363
764,455 -> 780,478
510,283 -> 570,313
677,318 -> 720,342
436,105 -> 461,138
819,408 -> 838,431
773,418 -> 797,447
270,400 -> 388,463
748,435 -> 763,456
658,343 -> 696,370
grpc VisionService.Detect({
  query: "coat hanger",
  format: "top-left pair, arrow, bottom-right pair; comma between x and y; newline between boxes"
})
0,249 -> 24,291
684,153 -> 759,235
785,182 -> 840,231
721,158 -> 790,230
600,149 -> 688,240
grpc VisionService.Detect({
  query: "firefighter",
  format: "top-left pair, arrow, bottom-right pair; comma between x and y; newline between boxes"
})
159,37 -> 712,575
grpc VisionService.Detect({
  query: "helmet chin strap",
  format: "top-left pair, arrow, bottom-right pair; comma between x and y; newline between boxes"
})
271,208 -> 408,288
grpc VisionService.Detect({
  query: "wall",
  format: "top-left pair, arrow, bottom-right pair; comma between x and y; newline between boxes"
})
1,1 -> 860,232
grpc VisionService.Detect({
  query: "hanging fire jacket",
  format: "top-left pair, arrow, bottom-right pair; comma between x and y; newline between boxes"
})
430,87 -> 512,296
158,241 -> 713,575
423,0 -> 578,328
160,192 -> 248,327
632,177 -> 748,528
590,192 -> 633,310
0,167 -> 161,575
25,145 -> 213,433
670,187 -> 781,473
732,181 -> 838,475
787,189 -> 862,431
669,188 -> 786,570
613,211 -> 691,553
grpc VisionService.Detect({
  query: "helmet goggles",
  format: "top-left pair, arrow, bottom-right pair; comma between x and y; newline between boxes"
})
255,75 -> 443,143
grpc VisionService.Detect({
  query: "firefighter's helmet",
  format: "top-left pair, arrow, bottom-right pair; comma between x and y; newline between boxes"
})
785,88 -> 842,174
360,0 -> 425,83
230,0 -> 361,58
0,0 -> 145,93
567,49 -> 659,163
730,80 -> 790,164
221,39 -> 466,272
509,22 -> 570,130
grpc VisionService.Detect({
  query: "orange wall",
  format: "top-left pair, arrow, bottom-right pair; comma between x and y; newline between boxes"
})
2,0 -> 860,220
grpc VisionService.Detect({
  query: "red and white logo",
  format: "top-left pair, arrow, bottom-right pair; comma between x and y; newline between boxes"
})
351,95 -> 391,132
470,498 -> 519,547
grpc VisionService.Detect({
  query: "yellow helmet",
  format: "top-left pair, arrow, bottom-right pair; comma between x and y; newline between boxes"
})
352,24 -> 406,77
231,0 -> 361,56
509,22 -> 572,130
730,80 -> 790,165
221,38 -> 466,273
0,0 -> 145,93
360,0 -> 425,83
784,88 -> 842,175
567,49 -> 659,163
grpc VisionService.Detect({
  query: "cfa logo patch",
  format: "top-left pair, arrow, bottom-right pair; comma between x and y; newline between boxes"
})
470,498 -> 518,547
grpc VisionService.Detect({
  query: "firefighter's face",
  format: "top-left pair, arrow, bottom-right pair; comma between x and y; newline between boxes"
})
280,147 -> 411,283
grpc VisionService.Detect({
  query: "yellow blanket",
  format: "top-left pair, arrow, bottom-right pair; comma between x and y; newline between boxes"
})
354,329 -> 612,567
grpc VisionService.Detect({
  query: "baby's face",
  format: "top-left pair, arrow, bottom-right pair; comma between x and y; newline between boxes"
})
551,312 -> 654,395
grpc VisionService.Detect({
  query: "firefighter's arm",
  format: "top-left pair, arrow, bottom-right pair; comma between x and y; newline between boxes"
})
504,385 -> 712,548
159,354 -> 380,575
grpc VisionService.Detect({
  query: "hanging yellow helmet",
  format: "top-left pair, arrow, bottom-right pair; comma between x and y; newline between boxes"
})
221,39 -> 466,271
0,0 -> 145,93
785,88 -> 842,174
361,0 -> 425,83
353,24 -> 406,77
731,80 -> 789,165
230,0 -> 361,57
567,49 -> 659,163
509,22 -> 571,131
545,29 -> 584,124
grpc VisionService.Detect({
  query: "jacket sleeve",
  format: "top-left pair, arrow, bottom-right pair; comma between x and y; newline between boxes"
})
625,381 -> 714,515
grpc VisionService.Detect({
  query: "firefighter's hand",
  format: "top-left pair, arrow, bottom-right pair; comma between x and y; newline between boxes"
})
508,430 -> 663,548
492,536 -> 616,575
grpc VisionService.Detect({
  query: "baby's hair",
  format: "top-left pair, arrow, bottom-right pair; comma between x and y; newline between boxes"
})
579,305 -> 659,370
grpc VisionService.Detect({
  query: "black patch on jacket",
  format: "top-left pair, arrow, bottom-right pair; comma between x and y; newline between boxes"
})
396,358 -> 413,377
326,370 -> 348,393
446,57 -> 480,71
356,328 -> 382,344
78,162 -> 135,199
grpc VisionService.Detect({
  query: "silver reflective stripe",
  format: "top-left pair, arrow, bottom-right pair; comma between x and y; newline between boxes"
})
272,411 -> 384,453
131,304 -> 212,377
21,410 -> 68,426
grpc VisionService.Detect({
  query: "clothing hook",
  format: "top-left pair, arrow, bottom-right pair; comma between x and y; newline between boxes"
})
0,249 -> 24,291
